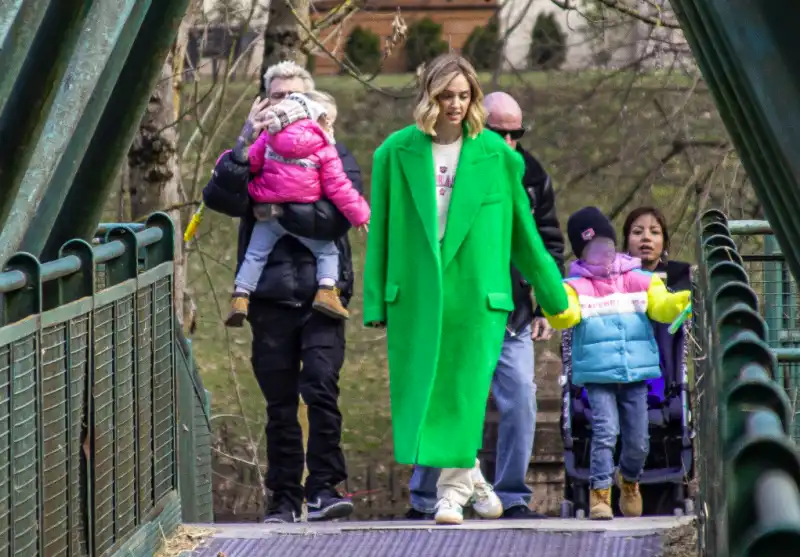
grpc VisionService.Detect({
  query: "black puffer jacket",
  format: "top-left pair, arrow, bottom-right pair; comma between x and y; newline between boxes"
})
508,146 -> 565,334
202,145 -> 363,307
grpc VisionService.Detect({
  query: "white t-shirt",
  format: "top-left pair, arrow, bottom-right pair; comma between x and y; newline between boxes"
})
432,137 -> 462,241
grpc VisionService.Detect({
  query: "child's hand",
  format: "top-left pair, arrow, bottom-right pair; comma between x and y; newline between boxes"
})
357,223 -> 369,234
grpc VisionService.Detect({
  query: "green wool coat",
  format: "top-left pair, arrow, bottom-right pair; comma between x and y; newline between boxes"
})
363,125 -> 568,469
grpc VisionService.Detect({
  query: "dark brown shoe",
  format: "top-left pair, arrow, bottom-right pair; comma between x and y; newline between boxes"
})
224,293 -> 249,327
312,286 -> 349,320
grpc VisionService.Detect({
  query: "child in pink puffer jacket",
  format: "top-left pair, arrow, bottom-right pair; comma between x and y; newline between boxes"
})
224,91 -> 370,327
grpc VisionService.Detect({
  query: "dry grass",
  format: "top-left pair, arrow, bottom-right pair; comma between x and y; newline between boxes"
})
154,525 -> 216,557
661,522 -> 699,557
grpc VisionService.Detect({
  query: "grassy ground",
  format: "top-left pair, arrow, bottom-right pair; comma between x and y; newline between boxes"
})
176,70 -> 745,516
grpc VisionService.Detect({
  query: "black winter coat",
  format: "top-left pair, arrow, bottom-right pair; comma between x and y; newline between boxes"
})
202,145 -> 363,307
508,146 -> 565,334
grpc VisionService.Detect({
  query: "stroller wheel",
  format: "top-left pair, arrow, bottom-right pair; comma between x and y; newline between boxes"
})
576,508 -> 586,520
560,500 -> 574,518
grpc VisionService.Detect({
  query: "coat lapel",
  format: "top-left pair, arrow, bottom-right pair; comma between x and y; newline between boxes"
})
441,134 -> 497,269
398,130 -> 439,257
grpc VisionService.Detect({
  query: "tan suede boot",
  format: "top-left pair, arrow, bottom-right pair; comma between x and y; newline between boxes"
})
589,488 -> 613,520
616,471 -> 643,517
224,294 -> 249,328
312,286 -> 349,320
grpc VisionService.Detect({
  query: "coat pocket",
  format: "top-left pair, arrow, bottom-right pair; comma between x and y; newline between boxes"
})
487,292 -> 514,312
385,283 -> 399,303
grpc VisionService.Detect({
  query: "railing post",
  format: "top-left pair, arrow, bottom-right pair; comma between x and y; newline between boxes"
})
58,239 -> 96,304
763,235 -> 781,347
58,238 -> 95,556
2,253 -> 42,325
103,228 -> 140,287
142,212 -> 175,270
143,211 -> 178,500
1,252 -> 43,556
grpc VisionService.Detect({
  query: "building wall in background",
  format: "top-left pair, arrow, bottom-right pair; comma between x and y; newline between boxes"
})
312,0 -> 499,75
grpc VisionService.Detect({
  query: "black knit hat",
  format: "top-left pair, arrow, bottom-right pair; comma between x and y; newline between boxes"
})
567,206 -> 617,258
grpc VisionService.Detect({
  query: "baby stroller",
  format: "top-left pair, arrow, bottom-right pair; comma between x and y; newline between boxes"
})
558,319 -> 695,518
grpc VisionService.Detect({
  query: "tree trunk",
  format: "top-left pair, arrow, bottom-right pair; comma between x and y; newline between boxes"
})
128,5 -> 197,333
259,0 -> 311,95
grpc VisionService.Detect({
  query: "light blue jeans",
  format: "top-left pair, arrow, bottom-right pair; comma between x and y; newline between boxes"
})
409,325 -> 536,512
585,381 -> 649,490
235,218 -> 339,292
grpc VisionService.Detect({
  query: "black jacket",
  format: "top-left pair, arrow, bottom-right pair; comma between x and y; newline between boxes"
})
654,260 -> 692,292
508,146 -> 565,333
202,144 -> 363,307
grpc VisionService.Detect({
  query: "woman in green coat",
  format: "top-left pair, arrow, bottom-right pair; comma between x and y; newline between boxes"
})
363,55 -> 568,524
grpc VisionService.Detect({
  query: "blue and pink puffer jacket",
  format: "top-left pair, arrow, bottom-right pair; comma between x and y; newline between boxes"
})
545,254 -> 690,386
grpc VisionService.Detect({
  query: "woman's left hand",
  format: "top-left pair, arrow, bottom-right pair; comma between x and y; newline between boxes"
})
531,317 -> 554,341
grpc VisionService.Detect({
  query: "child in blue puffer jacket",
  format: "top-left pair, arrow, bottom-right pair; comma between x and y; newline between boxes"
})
545,207 -> 690,520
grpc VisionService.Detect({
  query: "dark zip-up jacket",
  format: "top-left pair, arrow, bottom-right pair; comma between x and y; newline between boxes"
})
508,146 -> 565,334
651,260 -> 692,392
202,145 -> 362,307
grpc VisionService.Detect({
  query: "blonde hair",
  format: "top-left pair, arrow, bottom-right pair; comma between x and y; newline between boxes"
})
263,61 -> 314,94
305,90 -> 338,123
413,54 -> 486,138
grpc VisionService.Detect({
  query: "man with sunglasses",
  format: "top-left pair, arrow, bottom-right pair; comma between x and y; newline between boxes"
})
483,91 -> 565,515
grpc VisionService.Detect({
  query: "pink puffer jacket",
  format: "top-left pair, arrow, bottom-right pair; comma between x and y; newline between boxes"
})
248,119 -> 370,226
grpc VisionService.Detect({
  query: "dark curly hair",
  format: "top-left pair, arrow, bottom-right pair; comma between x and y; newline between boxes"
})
622,206 -> 669,257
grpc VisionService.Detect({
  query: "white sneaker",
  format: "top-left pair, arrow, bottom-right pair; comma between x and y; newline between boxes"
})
472,482 -> 503,519
435,497 -> 464,525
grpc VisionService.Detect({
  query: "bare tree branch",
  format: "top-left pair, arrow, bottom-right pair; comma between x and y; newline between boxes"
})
550,0 -> 681,29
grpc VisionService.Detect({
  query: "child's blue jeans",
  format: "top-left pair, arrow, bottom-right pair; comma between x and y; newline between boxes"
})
585,381 -> 649,490
235,218 -> 339,293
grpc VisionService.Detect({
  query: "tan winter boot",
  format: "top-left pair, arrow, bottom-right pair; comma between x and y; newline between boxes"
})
224,294 -> 249,328
589,488 -> 613,520
312,286 -> 349,320
616,471 -> 643,517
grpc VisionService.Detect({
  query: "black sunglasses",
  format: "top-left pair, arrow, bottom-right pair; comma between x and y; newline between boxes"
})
487,126 -> 526,141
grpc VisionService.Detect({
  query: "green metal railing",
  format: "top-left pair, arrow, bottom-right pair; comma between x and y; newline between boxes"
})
728,220 -> 800,441
694,210 -> 800,557
0,212 -> 211,557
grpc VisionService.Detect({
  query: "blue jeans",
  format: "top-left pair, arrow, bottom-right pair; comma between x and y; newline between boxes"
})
409,325 -> 536,512
235,218 -> 339,292
585,381 -> 649,490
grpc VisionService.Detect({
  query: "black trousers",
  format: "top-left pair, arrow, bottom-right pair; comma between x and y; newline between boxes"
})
248,301 -> 348,512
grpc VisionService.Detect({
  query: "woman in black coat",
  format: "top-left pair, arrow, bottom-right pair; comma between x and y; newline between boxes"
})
622,206 -> 692,402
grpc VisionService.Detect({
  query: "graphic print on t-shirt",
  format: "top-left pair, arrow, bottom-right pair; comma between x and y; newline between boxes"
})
437,164 -> 455,196
432,138 -> 462,241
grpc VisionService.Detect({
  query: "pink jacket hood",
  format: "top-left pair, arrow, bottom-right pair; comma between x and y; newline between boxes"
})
569,253 -> 641,279
246,120 -> 370,227
267,119 -> 334,159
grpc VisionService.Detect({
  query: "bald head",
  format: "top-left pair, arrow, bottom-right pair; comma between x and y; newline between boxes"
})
484,92 -> 524,147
